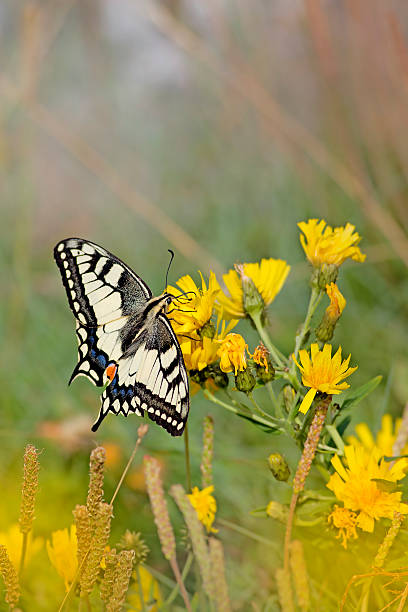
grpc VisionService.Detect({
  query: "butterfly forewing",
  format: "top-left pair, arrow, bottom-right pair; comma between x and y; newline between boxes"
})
54,238 -> 189,436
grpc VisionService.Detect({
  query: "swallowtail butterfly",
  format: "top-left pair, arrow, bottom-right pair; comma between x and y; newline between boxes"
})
54,238 -> 189,436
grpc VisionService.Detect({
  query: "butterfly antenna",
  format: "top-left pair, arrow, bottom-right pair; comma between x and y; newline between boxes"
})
164,249 -> 175,291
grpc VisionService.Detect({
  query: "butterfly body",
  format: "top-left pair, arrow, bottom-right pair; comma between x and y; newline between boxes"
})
54,238 -> 189,436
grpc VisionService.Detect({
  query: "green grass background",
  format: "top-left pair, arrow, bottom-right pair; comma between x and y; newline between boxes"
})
1,1 -> 408,609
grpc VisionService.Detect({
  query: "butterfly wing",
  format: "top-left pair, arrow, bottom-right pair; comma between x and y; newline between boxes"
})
93,313 -> 189,436
54,238 -> 152,387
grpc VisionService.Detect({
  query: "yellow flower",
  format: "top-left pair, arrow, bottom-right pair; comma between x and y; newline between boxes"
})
325,283 -> 346,321
348,414 -> 408,470
47,525 -> 78,591
187,485 -> 218,533
216,259 -> 290,319
167,271 -> 220,338
298,219 -> 366,267
0,524 -> 43,569
129,566 -> 162,612
217,333 -> 248,374
327,445 -> 408,533
293,344 -> 357,414
179,318 -> 237,372
328,506 -> 358,549
253,342 -> 270,371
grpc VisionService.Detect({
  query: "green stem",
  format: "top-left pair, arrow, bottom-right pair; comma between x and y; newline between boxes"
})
292,287 -> 323,363
19,532 -> 28,576
248,393 -> 272,419
164,553 -> 194,607
325,425 -> 345,454
266,382 -> 282,417
204,390 -> 281,430
217,518 -> 279,551
251,311 -> 285,368
184,423 -> 192,492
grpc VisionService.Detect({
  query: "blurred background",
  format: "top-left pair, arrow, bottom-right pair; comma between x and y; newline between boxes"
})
1,0 -> 408,608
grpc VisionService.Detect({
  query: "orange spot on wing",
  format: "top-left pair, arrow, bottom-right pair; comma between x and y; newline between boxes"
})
105,364 -> 117,382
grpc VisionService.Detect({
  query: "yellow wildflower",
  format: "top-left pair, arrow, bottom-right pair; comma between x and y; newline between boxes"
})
293,344 -> 357,414
348,414 -> 408,472
328,506 -> 358,548
187,485 -> 218,533
216,259 -> 290,319
298,219 -> 366,267
167,271 -> 220,338
325,283 -> 346,321
348,414 -> 407,457
47,525 -> 78,591
0,524 -> 43,569
253,342 -> 269,371
327,445 -> 408,533
179,317 -> 237,372
217,333 -> 248,374
129,566 -> 162,612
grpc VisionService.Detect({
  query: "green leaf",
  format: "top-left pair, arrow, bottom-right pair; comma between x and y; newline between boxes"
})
383,454 -> 408,462
338,375 -> 382,412
236,412 -> 282,433
371,478 -> 402,493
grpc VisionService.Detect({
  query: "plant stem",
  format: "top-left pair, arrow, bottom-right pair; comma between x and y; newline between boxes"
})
165,553 -> 194,607
248,393 -> 272,419
283,395 -> 331,571
217,518 -> 279,551
325,425 -> 345,454
169,556 -> 192,612
184,423 -> 192,492
204,390 -> 281,430
18,533 -> 28,576
292,287 -> 323,363
109,429 -> 147,505
251,311 -> 285,368
266,382 -> 282,417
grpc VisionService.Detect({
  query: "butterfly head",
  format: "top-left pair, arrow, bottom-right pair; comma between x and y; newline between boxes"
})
162,292 -> 175,313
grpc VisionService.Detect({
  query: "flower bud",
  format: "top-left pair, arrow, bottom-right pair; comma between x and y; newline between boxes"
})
235,369 -> 256,394
316,283 -> 346,343
268,453 -> 290,481
235,264 -> 264,317
310,263 -> 338,291
198,321 -> 216,339
255,362 -> 275,384
282,385 -> 295,413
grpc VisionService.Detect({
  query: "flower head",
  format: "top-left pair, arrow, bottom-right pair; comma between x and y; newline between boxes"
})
217,333 -> 248,374
47,525 -> 78,591
316,283 -> 346,342
325,283 -> 346,321
179,317 -> 237,372
216,259 -> 290,319
253,342 -> 269,371
327,445 -> 408,533
293,344 -> 357,414
298,219 -> 366,268
328,506 -> 358,548
348,414 -> 407,458
187,485 -> 217,533
167,271 -> 220,338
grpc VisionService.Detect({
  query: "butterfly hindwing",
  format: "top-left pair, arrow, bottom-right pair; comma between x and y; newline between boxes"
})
93,314 -> 189,436
54,238 -> 152,387
55,238 -> 190,436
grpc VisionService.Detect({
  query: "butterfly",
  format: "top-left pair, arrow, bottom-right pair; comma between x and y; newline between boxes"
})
54,238 -> 190,436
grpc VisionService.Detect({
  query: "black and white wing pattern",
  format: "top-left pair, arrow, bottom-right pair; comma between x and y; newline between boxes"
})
54,238 -> 189,436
